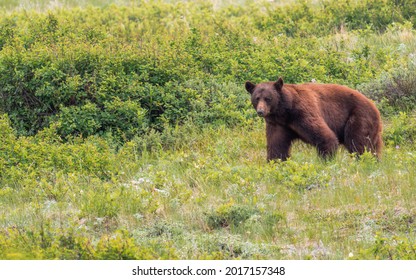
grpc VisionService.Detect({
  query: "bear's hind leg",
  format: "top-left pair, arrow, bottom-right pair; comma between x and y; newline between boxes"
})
344,115 -> 382,158
373,134 -> 383,159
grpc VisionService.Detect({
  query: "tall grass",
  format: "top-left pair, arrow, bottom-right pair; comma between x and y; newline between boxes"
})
1,114 -> 416,259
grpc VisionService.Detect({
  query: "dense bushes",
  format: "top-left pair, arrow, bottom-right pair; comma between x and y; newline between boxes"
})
255,0 -> 416,36
0,114 -> 118,183
1,0 -> 416,140
0,227 -> 177,259
382,112 -> 416,146
0,3 -> 258,140
360,61 -> 416,113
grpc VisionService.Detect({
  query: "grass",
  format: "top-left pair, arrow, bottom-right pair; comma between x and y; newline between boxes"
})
0,0 -> 269,11
1,118 -> 415,259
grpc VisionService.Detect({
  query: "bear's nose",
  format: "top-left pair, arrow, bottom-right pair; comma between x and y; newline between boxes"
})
257,110 -> 265,117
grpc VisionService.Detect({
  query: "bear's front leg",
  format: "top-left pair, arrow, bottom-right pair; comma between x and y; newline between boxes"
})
290,121 -> 339,160
266,123 -> 297,161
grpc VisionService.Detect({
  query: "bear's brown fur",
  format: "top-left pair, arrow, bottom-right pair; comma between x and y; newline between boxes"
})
245,77 -> 383,161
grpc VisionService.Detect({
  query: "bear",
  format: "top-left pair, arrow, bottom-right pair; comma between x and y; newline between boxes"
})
245,77 -> 383,161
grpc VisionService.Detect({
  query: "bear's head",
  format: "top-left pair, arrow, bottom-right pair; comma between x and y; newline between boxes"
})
245,77 -> 284,118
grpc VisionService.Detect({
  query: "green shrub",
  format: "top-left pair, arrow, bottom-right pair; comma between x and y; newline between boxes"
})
95,230 -> 153,260
55,98 -> 148,140
383,112 -> 416,146
0,114 -> 118,186
194,232 -> 276,260
273,160 -> 331,191
206,202 -> 259,229
0,226 -> 169,260
254,0 -> 416,37
1,1 -> 415,141
360,62 -> 416,114
358,234 -> 416,259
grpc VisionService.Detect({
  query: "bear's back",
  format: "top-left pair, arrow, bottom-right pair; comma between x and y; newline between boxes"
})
290,83 -> 374,112
286,83 -> 380,140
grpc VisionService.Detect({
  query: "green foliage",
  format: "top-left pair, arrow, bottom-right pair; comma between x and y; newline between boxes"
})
0,116 -> 117,184
0,226 -> 174,259
1,0 -> 416,140
206,202 -> 259,229
1,115 -> 416,259
360,61 -> 416,113
1,0 -> 416,260
255,0 -> 416,36
273,160 -> 331,191
383,112 -> 416,146
0,3 -> 256,139
357,234 -> 416,260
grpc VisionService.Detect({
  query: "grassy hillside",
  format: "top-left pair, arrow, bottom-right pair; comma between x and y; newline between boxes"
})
0,0 -> 416,259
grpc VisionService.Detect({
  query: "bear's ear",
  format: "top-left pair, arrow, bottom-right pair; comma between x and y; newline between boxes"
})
274,77 -> 284,91
245,81 -> 256,95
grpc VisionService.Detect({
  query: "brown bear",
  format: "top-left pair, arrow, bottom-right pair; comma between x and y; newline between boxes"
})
245,77 -> 383,161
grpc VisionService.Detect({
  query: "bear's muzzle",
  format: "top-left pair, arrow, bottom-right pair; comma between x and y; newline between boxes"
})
257,109 -> 265,117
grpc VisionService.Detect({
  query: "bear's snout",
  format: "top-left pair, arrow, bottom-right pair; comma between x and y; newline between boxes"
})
256,101 -> 269,117
257,109 -> 265,117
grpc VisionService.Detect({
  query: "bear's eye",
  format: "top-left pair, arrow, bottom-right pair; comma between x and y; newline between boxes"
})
265,97 -> 272,102
255,97 -> 260,102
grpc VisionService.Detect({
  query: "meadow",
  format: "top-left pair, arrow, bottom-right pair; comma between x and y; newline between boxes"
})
0,0 -> 415,259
